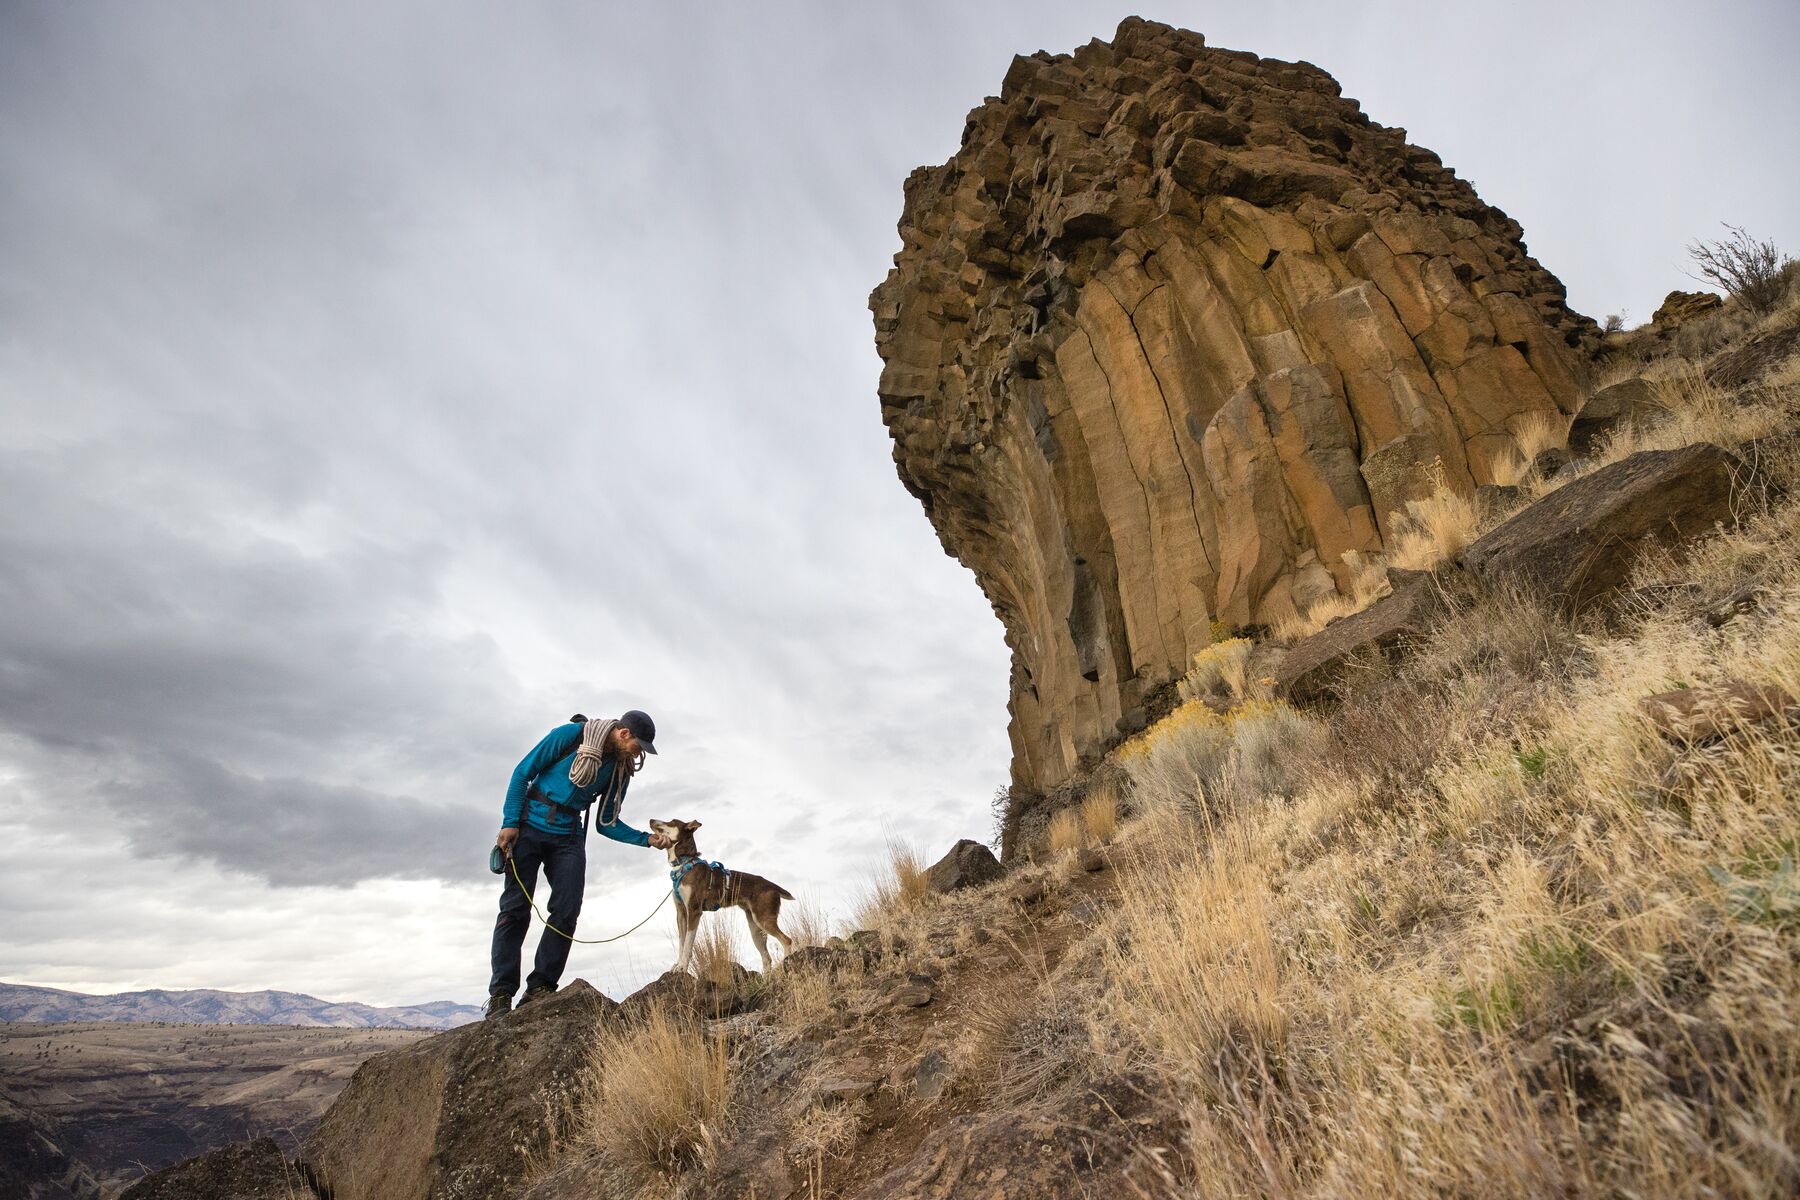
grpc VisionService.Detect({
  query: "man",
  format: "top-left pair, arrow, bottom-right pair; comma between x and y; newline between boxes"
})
487,709 -> 670,1018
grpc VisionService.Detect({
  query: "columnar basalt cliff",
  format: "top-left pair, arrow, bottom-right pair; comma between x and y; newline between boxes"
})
872,18 -> 1595,802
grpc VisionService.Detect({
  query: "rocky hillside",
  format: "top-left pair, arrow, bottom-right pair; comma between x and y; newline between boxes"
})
871,16 -> 1595,819
0,983 -> 481,1030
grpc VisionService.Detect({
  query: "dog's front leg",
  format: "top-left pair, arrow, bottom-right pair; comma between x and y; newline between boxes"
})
673,901 -> 694,974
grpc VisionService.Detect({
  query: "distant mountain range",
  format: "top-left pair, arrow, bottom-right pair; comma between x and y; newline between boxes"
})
0,982 -> 482,1030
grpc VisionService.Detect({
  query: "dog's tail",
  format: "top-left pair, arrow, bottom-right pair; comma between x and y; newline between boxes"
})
774,884 -> 794,901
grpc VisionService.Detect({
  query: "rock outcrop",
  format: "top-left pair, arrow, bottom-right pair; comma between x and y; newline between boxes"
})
117,1137 -> 292,1200
302,980 -> 616,1200
872,17 -> 1595,797
1652,289 -> 1723,326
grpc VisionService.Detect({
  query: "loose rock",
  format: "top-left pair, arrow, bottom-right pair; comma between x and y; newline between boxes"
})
914,1050 -> 952,1102
1639,680 -> 1793,743
1276,568 -> 1446,703
1008,878 -> 1048,907
892,983 -> 934,1009
924,839 -> 1006,893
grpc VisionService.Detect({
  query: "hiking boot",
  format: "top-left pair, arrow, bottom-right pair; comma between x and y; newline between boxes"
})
484,992 -> 513,1020
517,984 -> 557,1008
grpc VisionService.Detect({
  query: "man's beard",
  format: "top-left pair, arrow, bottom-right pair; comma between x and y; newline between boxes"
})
604,735 -> 640,775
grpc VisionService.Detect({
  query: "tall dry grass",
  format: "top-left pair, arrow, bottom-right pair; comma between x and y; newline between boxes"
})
1047,807 -> 1085,855
582,1005 -> 730,1191
1095,496 -> 1800,1198
1046,784 -> 1122,856
689,919 -> 743,986
1270,555 -> 1392,645
1385,478 -> 1479,571
852,838 -> 929,929
1490,409 -> 1572,487
1080,784 -> 1119,844
778,896 -> 834,949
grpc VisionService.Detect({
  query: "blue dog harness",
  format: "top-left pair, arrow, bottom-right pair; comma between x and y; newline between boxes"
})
669,855 -> 733,912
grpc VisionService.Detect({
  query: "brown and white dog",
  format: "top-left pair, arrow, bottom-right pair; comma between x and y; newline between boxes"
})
649,818 -> 795,974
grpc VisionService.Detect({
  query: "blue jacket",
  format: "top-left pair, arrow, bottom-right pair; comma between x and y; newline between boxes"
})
502,723 -> 651,846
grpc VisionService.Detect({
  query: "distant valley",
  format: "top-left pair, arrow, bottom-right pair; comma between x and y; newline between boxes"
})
0,983 -> 476,1198
0,981 -> 482,1030
0,1020 -> 430,1198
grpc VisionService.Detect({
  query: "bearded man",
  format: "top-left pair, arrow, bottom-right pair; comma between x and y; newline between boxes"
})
486,709 -> 670,1017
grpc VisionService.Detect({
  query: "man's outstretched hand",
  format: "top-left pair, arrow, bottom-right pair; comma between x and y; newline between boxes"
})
496,827 -> 520,857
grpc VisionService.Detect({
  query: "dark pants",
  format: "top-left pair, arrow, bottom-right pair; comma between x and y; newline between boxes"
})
489,825 -> 586,997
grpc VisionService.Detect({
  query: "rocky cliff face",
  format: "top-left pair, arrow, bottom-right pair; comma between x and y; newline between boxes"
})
872,17 -> 1594,802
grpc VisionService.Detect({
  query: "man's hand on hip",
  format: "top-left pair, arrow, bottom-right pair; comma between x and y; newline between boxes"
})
496,827 -> 520,856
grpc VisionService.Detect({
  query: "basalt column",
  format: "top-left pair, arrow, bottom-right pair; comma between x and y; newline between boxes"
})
872,17 -> 1593,799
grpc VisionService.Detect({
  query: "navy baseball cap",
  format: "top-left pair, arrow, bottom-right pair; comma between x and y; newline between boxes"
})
621,709 -> 658,754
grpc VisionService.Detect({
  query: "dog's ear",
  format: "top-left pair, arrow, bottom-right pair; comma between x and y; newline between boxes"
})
685,820 -> 703,831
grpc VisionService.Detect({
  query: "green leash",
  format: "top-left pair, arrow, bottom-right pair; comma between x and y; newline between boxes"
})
507,853 -> 674,944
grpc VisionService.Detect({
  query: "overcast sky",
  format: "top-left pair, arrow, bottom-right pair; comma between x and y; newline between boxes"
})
3,1 -> 1796,1008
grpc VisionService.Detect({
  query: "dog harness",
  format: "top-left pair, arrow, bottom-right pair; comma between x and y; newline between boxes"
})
669,855 -> 733,912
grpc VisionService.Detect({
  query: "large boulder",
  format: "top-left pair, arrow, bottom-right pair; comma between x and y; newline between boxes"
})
1275,569 -> 1446,704
119,1137 -> 293,1200
301,979 -> 617,1200
872,16 -> 1593,803
1462,443 -> 1748,611
1569,378 -> 1658,453
924,839 -> 1005,893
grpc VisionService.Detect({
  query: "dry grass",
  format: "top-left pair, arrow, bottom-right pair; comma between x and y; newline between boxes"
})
1270,554 -> 1392,645
1047,807 -> 1085,855
1118,698 -> 1324,829
945,925 -> 1101,1107
1093,491 -> 1800,1198
852,839 -> 930,929
1533,362 -> 1790,501
1490,409 -> 1571,487
1080,784 -> 1119,845
1385,475 -> 1479,571
689,919 -> 743,986
582,1005 -> 730,1191
789,1101 -> 860,1159
1047,783 -> 1121,857
774,943 -> 865,1031
779,896 -> 834,950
